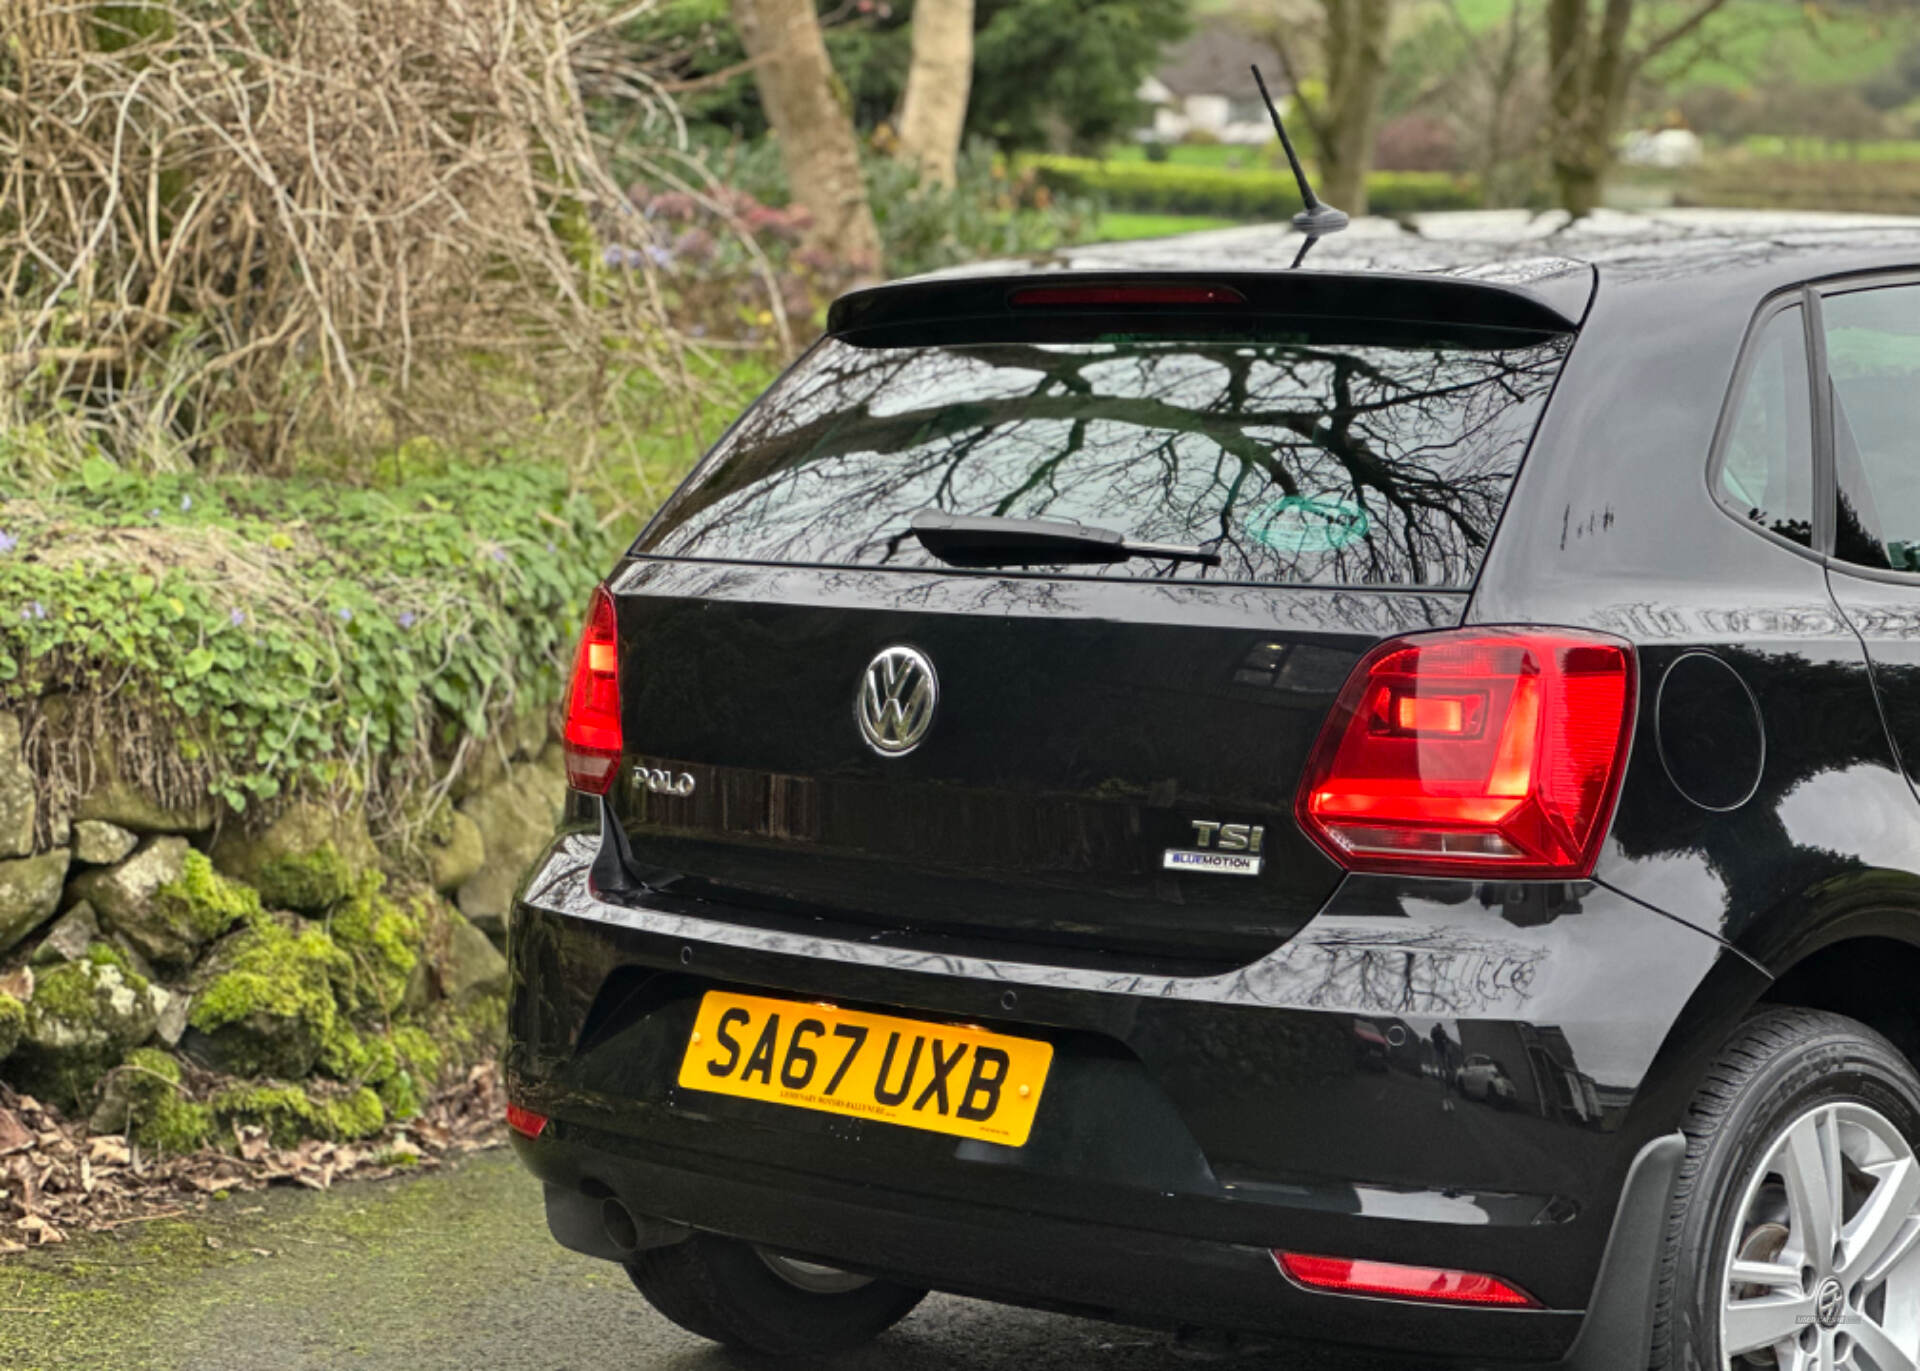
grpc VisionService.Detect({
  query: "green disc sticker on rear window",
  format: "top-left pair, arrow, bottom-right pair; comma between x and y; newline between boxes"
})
1247,496 -> 1370,553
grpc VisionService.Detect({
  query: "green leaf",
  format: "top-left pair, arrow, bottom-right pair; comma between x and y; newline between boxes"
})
79,455 -> 117,492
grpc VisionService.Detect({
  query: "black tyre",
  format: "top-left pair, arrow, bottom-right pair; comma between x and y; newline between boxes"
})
626,1233 -> 926,1355
1652,1007 -> 1920,1371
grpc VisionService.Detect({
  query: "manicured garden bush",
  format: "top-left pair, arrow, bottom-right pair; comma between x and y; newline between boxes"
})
1024,155 -> 1482,219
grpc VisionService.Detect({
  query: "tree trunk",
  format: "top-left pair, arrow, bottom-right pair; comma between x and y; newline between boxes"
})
896,0 -> 974,189
1315,0 -> 1392,217
731,0 -> 883,271
1546,0 -> 1634,218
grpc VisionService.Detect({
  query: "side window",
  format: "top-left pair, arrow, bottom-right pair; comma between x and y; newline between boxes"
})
1827,285 -> 1920,572
1715,305 -> 1813,549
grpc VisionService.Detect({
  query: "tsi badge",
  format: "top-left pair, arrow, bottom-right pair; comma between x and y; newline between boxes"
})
1164,820 -> 1264,877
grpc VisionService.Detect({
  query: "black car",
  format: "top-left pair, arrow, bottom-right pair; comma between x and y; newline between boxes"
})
506,213 -> 1920,1370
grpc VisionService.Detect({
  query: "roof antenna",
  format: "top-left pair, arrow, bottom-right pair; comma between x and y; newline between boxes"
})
1251,64 -> 1347,266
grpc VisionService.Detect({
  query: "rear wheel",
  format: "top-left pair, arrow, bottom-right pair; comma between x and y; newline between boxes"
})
1653,1007 -> 1920,1371
625,1233 -> 926,1355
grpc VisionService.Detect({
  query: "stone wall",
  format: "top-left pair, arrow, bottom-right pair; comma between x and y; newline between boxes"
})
0,713 -> 567,1148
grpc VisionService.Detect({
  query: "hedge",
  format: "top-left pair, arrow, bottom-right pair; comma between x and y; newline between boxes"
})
1025,155 -> 1482,220
1678,158 -> 1920,216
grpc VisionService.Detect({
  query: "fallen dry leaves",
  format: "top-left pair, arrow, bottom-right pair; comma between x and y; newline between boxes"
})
0,1063 -> 505,1253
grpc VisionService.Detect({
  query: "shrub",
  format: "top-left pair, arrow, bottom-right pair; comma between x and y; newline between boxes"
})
0,460 -> 612,822
1375,116 -> 1465,174
0,0 -> 701,480
1024,155 -> 1481,219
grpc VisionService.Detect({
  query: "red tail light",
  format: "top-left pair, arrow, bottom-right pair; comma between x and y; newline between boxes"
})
1276,1252 -> 1538,1308
562,586 -> 622,794
506,1103 -> 548,1139
1297,629 -> 1635,879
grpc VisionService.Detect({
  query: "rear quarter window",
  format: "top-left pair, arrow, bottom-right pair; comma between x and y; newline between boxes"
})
640,330 -> 1572,588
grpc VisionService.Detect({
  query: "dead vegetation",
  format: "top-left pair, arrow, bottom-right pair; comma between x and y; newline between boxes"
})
0,0 -> 764,489
0,1062 -> 506,1251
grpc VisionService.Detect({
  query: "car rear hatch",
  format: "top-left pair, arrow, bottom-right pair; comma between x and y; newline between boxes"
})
601,271 -> 1580,973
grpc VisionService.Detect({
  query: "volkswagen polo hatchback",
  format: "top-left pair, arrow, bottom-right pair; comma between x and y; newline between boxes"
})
506,213 -> 1920,1369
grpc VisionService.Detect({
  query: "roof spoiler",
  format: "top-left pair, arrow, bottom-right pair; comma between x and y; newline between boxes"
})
827,271 -> 1582,347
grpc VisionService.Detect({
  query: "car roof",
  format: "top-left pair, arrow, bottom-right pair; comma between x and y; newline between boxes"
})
873,208 -> 1920,333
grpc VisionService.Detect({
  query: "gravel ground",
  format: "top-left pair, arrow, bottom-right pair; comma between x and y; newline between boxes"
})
1,1147 -> 1439,1371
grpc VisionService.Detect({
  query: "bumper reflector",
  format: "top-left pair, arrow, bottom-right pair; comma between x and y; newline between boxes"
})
1275,1251 -> 1538,1308
506,1103 -> 549,1139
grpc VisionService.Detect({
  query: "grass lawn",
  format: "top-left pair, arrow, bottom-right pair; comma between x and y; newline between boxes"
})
1087,211 -> 1244,242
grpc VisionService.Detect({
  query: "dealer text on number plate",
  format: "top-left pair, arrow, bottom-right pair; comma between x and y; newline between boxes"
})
677,992 -> 1054,1147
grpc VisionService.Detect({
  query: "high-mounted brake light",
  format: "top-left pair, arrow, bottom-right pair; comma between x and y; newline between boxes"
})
1008,283 -> 1246,308
506,1103 -> 549,1139
561,585 -> 622,794
1296,629 -> 1635,879
1276,1252 -> 1538,1308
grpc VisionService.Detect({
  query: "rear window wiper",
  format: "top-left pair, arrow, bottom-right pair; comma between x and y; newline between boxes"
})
908,510 -> 1222,568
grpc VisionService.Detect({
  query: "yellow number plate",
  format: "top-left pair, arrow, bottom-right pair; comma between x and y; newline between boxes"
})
677,991 -> 1054,1147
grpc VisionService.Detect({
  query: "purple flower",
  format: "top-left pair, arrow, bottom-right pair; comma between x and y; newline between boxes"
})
490,548 -> 508,564
147,508 -> 161,519
544,541 -> 556,555
0,532 -> 16,554
337,607 -> 353,623
645,244 -> 674,269
229,608 -> 246,627
398,610 -> 417,629
601,244 -> 624,268
21,601 -> 45,621
180,494 -> 193,512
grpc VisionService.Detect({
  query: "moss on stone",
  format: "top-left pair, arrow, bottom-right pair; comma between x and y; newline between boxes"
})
211,1082 -> 385,1148
328,875 -> 423,1014
152,851 -> 263,944
187,923 -> 350,1078
107,1048 -> 213,1153
329,1085 -> 386,1138
13,960 -> 163,1108
390,1024 -> 442,1085
0,990 -> 23,1060
420,990 -> 504,1073
317,1021 -> 431,1121
120,1045 -> 180,1088
82,940 -> 148,992
33,960 -> 113,1020
253,843 -> 356,915
191,925 -> 347,1034
144,1096 -> 215,1153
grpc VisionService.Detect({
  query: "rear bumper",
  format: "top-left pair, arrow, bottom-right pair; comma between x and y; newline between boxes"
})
513,1122 -> 1682,1368
507,827 -> 1759,1363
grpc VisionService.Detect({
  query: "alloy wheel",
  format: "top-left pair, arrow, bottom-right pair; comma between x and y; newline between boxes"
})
1722,1101 -> 1920,1370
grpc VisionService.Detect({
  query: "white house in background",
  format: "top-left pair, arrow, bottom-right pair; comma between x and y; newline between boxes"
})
1621,129 -> 1706,169
1138,24 -> 1290,146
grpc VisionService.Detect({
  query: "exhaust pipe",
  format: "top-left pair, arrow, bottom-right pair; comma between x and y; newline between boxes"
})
544,1183 -> 688,1262
599,1195 -> 689,1257
601,1197 -> 641,1253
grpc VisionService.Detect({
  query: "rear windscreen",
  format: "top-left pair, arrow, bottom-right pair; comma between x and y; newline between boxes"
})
639,331 -> 1571,587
